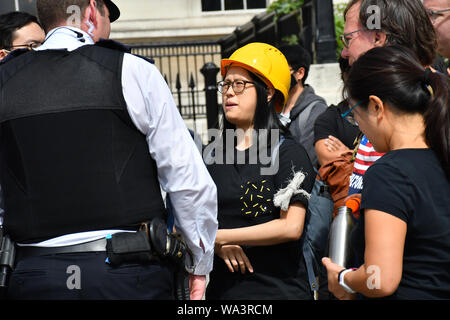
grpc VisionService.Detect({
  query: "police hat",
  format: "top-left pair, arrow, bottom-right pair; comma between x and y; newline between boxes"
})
104,0 -> 120,22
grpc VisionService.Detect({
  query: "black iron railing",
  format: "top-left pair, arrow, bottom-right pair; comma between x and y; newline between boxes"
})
131,41 -> 222,139
131,41 -> 221,117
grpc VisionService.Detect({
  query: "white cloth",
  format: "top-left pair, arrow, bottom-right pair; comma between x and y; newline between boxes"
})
2,27 -> 218,275
278,111 -> 291,126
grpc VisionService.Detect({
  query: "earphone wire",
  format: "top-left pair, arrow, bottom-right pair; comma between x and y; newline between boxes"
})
43,27 -> 86,45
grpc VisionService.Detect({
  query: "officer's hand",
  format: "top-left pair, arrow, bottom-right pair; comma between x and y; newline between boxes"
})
189,274 -> 206,300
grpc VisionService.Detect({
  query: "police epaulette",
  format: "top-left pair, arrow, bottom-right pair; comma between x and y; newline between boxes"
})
95,39 -> 154,65
95,39 -> 132,53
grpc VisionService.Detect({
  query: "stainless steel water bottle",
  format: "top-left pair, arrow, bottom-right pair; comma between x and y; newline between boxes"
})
328,198 -> 359,267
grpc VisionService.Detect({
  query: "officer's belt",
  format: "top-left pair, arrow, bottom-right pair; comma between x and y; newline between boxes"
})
16,238 -> 107,261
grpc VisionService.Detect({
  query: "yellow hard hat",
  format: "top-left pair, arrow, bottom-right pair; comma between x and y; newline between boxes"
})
221,42 -> 291,112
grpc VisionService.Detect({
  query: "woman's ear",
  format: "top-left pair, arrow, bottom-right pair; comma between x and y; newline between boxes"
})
267,86 -> 275,102
368,95 -> 385,120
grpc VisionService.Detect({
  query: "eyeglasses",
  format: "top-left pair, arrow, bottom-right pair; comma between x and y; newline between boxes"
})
426,8 -> 450,24
341,101 -> 362,126
217,80 -> 255,94
4,41 -> 42,51
340,28 -> 367,48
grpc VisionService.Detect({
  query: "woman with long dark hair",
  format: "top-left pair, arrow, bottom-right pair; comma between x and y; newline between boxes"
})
322,45 -> 450,299
205,43 -> 315,299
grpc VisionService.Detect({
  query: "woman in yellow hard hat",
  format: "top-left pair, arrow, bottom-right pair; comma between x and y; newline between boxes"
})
205,43 -> 315,299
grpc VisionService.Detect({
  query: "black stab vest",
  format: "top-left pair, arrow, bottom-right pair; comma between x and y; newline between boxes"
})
0,44 -> 166,243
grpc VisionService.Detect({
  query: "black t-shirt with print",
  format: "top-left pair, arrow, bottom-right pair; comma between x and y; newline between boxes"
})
351,149 -> 450,299
206,136 -> 315,300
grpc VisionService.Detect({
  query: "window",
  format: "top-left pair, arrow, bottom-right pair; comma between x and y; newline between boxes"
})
202,0 -> 221,11
225,0 -> 244,10
201,0 -> 267,12
0,0 -> 38,15
247,0 -> 267,9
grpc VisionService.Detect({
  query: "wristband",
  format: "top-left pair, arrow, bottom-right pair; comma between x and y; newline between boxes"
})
338,268 -> 357,294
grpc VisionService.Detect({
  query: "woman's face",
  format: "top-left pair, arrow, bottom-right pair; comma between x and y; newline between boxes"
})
222,66 -> 258,130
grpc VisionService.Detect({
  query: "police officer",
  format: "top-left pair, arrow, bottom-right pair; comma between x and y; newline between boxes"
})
0,0 -> 217,300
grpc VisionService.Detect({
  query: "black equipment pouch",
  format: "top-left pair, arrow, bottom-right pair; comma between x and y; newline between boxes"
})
146,218 -> 194,300
147,218 -> 195,273
105,230 -> 155,267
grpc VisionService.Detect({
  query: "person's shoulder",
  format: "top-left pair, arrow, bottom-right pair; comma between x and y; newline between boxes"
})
95,39 -> 132,53
0,48 -> 29,66
372,149 -> 441,174
334,100 -> 349,112
277,136 -> 315,182
365,150 -> 410,181
315,102 -> 342,124
279,136 -> 309,157
122,51 -> 160,79
280,135 -> 300,147
304,85 -> 327,104
93,39 -> 155,69
124,52 -> 155,66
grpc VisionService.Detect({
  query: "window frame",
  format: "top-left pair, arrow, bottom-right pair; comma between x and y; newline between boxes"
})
201,0 -> 268,13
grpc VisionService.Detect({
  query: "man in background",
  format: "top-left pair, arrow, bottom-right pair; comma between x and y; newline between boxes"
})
423,0 -> 450,60
278,44 -> 328,168
0,11 -> 45,61
423,0 -> 450,74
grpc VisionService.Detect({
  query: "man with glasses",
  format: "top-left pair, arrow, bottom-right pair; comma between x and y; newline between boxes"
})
0,12 -> 45,62
342,0 -> 436,67
423,0 -> 450,61
339,0 -> 437,195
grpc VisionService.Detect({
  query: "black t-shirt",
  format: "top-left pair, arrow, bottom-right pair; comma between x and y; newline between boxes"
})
205,136 -> 315,300
351,149 -> 450,299
314,100 -> 361,149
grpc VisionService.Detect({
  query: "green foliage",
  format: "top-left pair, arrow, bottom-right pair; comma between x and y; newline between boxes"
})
267,0 -> 304,46
281,34 -> 299,45
267,0 -> 348,59
267,0 -> 304,17
334,2 -> 347,59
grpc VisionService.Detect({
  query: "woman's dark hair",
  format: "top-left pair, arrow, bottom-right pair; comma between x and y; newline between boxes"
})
344,0 -> 437,66
344,45 -> 450,178
221,70 -> 290,148
339,56 -> 351,82
0,12 -> 42,49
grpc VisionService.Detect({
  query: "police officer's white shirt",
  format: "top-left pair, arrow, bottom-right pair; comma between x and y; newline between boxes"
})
1,27 -> 218,275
